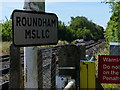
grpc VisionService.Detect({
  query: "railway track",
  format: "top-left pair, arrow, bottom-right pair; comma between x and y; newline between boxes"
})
0,40 -> 105,89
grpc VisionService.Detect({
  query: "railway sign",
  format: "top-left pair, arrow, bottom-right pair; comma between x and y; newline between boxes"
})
12,10 -> 58,46
98,55 -> 120,84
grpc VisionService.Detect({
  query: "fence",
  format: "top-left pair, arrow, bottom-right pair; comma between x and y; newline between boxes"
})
1,40 -> 105,89
8,44 -> 85,89
37,48 -> 59,89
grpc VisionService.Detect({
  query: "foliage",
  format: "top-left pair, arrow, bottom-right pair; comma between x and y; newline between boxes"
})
58,21 -> 75,42
1,16 -> 104,42
1,19 -> 12,41
0,23 -> 2,41
104,1 -> 120,46
58,16 -> 104,42
69,16 -> 104,41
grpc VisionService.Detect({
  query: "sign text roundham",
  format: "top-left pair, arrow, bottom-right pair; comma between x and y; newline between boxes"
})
12,10 -> 58,46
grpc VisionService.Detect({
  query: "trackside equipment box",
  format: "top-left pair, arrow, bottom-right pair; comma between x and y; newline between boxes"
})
80,60 -> 96,89
110,42 -> 120,55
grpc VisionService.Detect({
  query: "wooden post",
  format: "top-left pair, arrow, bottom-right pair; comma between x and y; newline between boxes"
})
51,54 -> 56,89
76,45 -> 86,90
78,45 -> 86,60
58,45 -> 81,90
9,44 -> 22,89
37,50 -> 43,89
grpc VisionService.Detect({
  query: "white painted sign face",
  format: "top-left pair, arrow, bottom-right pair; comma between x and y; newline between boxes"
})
12,10 -> 58,46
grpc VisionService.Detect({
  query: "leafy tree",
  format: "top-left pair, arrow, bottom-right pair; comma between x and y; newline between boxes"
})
1,20 -> 12,41
69,16 -> 104,41
58,21 -> 74,42
104,1 -> 120,46
82,27 -> 92,40
70,16 -> 89,30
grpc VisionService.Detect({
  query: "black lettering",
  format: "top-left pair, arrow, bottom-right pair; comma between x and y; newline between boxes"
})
33,18 -> 37,26
38,18 -> 42,26
25,30 -> 31,39
28,17 -> 32,26
32,30 -> 36,39
51,19 -> 56,27
43,19 -> 47,26
42,30 -> 45,38
22,17 -> 26,26
16,17 -> 21,26
16,17 -> 57,27
36,30 -> 40,38
45,29 -> 49,38
47,19 -> 51,26
42,29 -> 49,38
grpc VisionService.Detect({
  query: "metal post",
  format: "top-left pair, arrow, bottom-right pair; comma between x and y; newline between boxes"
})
63,80 -> 75,90
24,47 -> 38,88
23,0 -> 45,88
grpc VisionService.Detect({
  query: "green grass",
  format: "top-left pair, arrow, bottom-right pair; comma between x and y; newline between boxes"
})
0,41 -> 12,55
0,40 -> 69,55
101,83 -> 120,89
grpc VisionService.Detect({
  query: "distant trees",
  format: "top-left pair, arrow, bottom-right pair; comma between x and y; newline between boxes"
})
58,21 -> 74,42
69,16 -> 104,41
1,16 -> 104,42
104,1 -> 120,46
58,16 -> 104,42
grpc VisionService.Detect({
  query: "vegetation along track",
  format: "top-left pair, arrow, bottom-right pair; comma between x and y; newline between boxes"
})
0,39 -> 105,89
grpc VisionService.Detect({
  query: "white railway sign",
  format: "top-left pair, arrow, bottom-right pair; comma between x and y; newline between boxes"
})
12,10 -> 58,46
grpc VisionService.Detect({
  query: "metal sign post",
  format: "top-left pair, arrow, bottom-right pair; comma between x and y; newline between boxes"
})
23,0 -> 45,88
